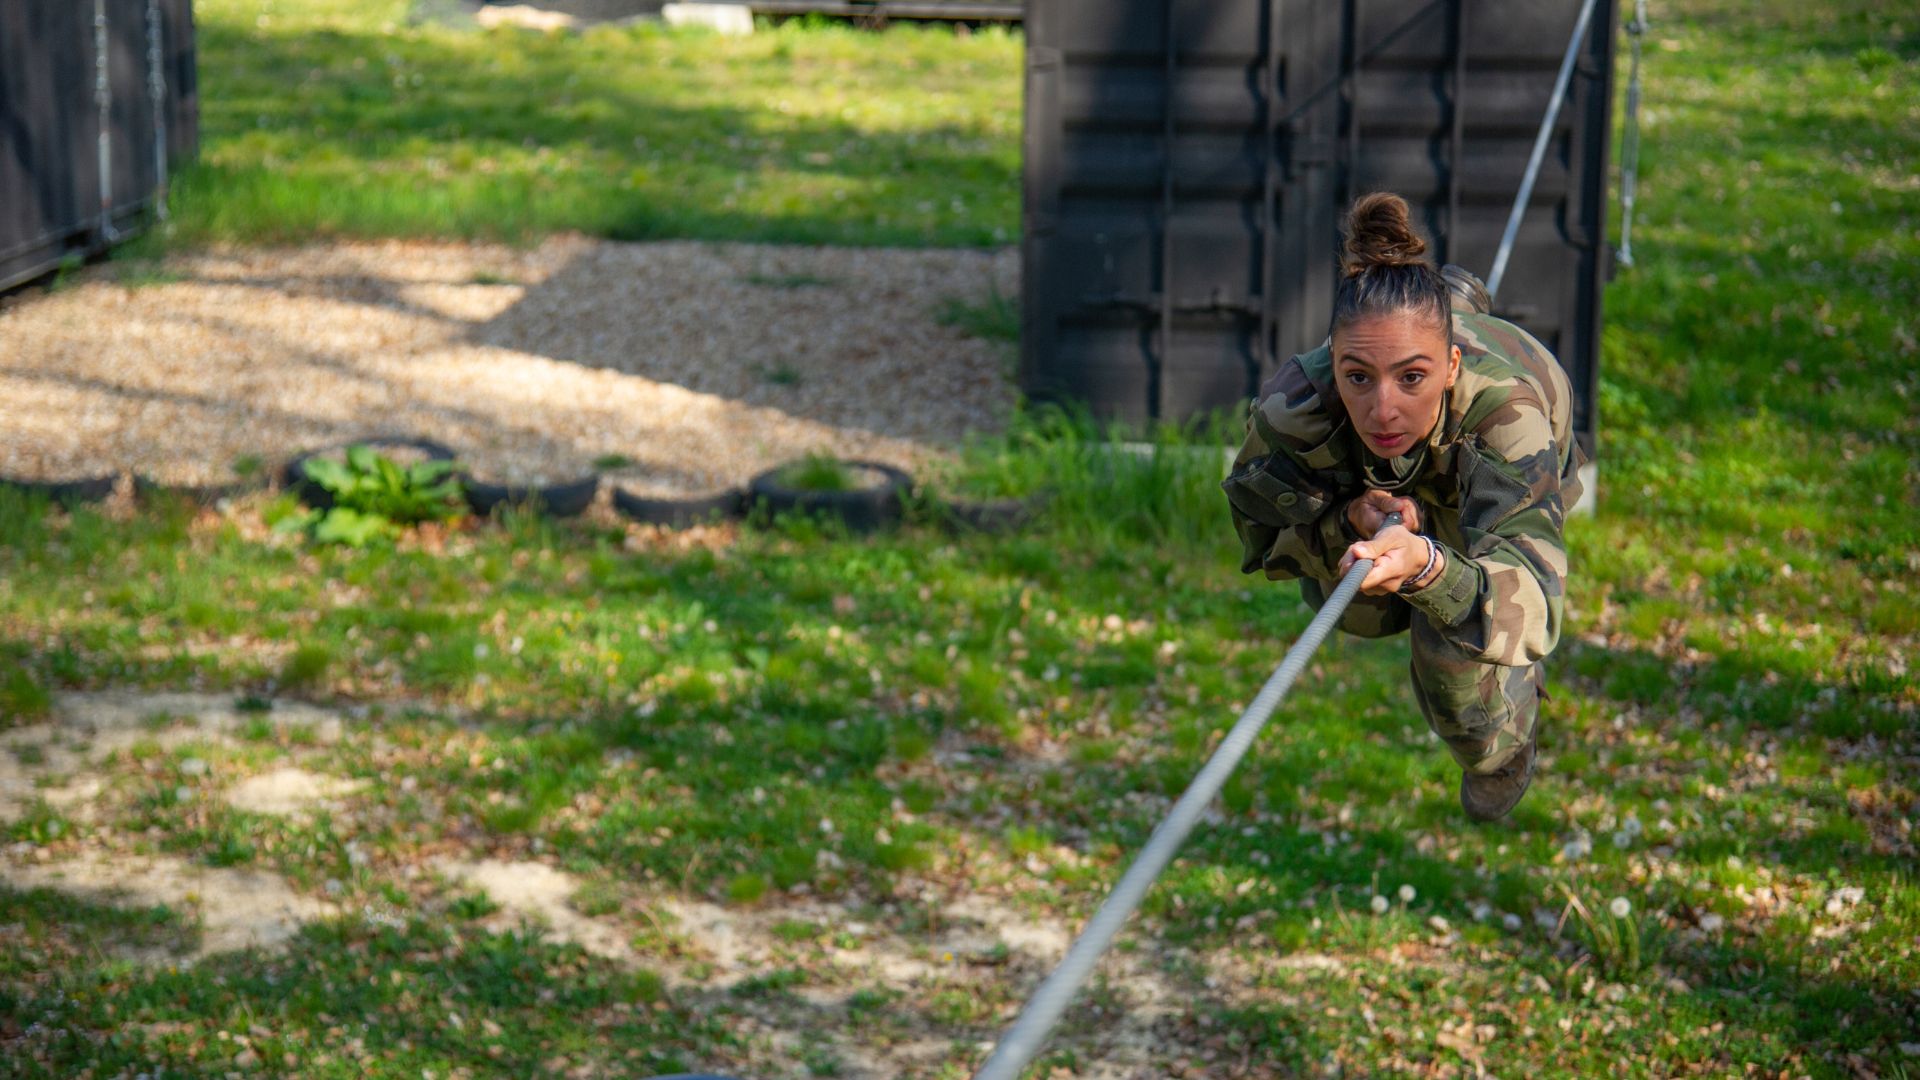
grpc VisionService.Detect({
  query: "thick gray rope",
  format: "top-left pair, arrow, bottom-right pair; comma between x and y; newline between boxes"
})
972,515 -> 1403,1080
1485,0 -> 1601,300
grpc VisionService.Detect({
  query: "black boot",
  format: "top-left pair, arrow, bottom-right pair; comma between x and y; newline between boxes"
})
1460,736 -> 1537,822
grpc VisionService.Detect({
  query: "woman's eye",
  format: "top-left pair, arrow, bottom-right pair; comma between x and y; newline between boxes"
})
1345,373 -> 1369,385
1401,372 -> 1426,386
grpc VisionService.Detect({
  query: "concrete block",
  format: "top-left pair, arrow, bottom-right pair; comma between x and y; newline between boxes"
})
662,2 -> 754,33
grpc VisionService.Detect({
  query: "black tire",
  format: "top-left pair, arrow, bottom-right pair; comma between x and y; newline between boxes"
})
611,485 -> 745,529
465,472 -> 599,519
934,489 -> 1052,534
0,473 -> 116,507
747,459 -> 911,533
134,472 -> 270,507
284,437 -> 458,510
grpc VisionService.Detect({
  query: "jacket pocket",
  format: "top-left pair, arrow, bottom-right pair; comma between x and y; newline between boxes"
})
1456,435 -> 1543,541
1220,449 -> 1338,529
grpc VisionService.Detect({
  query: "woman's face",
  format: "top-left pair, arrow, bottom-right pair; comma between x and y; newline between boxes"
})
1330,311 -> 1460,458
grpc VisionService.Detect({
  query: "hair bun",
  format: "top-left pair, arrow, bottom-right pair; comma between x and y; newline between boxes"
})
1341,192 -> 1430,277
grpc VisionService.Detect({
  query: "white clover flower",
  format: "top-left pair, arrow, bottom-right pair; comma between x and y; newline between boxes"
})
1609,896 -> 1632,919
1398,884 -> 1416,904
1698,912 -> 1725,932
1469,900 -> 1493,922
1370,895 -> 1389,915
1501,913 -> 1523,932
1622,814 -> 1644,837
1612,830 -> 1634,849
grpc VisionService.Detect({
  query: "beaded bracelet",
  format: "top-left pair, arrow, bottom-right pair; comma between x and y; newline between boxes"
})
1399,535 -> 1438,595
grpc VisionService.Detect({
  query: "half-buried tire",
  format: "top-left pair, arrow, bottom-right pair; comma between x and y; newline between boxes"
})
465,472 -> 599,519
0,473 -> 117,507
932,489 -> 1052,534
611,485 -> 745,529
134,472 -> 272,507
748,459 -> 911,534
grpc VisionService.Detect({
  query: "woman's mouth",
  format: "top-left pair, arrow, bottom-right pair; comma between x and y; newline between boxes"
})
1369,432 -> 1407,452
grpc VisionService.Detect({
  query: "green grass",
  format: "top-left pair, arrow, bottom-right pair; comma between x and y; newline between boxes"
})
777,453 -> 861,493
4,0 -> 1916,1076
148,0 -> 1019,249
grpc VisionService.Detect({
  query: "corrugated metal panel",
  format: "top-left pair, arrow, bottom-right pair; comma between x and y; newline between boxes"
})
0,4 -> 96,278
1,0 -> 197,292
1022,0 -> 1615,455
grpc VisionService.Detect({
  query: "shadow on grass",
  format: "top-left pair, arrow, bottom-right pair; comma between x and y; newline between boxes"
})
0,888 -> 725,1078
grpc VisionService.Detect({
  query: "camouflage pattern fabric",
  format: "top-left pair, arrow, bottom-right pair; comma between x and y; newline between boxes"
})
1221,294 -> 1583,772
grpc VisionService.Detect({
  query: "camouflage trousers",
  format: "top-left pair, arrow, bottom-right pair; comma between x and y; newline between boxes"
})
1299,579 -> 1542,775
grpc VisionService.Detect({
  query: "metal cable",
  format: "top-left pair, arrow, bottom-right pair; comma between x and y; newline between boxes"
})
95,0 -> 119,243
1486,0 -> 1601,300
1615,0 -> 1648,267
972,516 -> 1402,1080
147,0 -> 170,222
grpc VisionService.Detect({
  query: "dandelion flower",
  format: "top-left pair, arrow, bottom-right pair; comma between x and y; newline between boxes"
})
1370,895 -> 1389,915
1609,896 -> 1632,919
1398,884 -> 1416,904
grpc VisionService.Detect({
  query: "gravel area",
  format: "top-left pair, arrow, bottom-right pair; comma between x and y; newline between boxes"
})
0,236 -> 1018,495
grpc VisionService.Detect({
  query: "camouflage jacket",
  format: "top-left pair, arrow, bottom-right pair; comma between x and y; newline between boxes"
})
1221,306 -> 1585,667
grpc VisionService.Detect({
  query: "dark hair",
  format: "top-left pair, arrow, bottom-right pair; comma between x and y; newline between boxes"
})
1329,192 -> 1453,341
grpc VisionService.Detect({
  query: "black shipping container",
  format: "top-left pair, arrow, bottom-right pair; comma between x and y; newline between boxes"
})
1021,0 -> 1615,456
1,0 -> 198,292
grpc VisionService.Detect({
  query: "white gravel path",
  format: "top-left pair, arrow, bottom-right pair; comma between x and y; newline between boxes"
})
0,236 -> 1019,495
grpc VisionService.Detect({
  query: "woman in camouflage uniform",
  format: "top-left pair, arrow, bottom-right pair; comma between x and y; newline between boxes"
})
1221,192 -> 1584,822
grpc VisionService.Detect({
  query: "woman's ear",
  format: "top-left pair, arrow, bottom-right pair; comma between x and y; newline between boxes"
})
1446,344 -> 1461,389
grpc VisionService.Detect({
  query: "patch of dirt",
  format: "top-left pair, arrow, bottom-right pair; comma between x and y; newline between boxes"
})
1,850 -> 338,961
420,855 -> 1210,1077
1,691 -> 345,821
225,766 -> 366,818
437,857 -> 640,963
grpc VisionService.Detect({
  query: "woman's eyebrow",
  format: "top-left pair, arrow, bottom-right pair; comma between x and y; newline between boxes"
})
1339,353 -> 1435,369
